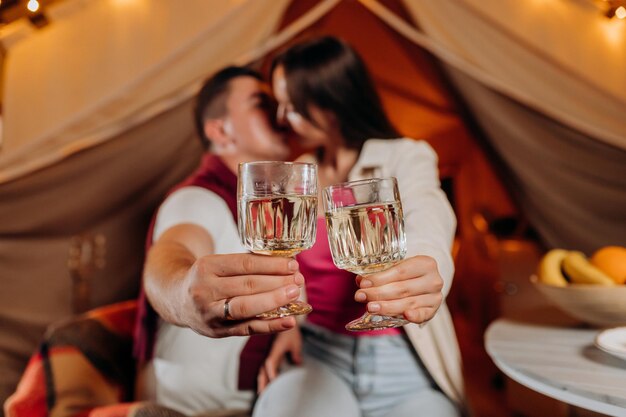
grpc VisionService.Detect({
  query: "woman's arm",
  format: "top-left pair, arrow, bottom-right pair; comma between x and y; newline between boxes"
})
353,139 -> 456,324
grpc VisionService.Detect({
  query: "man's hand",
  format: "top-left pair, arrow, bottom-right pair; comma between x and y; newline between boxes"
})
181,253 -> 304,338
257,326 -> 302,393
354,255 -> 444,324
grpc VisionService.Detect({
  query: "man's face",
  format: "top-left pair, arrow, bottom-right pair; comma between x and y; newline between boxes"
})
224,76 -> 289,161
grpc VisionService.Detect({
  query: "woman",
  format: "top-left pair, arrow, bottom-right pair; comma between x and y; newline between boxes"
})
252,37 -> 465,417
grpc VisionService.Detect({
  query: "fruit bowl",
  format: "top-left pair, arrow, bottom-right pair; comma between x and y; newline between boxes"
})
531,275 -> 626,327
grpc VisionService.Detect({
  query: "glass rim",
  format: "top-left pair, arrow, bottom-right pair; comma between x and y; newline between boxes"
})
323,177 -> 397,192
239,161 -> 317,168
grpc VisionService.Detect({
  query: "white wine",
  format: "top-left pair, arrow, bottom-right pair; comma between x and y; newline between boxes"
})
238,161 -> 317,317
325,201 -> 406,275
239,195 -> 317,256
323,178 -> 409,330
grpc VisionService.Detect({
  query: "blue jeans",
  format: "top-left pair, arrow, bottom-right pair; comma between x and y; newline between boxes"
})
253,323 -> 459,417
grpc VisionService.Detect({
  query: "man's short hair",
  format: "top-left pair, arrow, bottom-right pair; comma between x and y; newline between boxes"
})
194,66 -> 263,149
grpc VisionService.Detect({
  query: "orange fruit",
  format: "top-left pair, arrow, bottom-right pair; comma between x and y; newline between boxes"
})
590,246 -> 626,285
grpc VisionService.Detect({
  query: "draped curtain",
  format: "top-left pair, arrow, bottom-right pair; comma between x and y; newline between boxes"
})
399,0 -> 626,250
403,0 -> 626,151
2,0 -> 625,179
0,0 -> 291,181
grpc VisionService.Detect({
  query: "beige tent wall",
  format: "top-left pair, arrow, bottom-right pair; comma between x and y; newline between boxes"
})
408,0 -> 626,99
0,0 -> 290,182
0,99 -> 201,405
402,0 -> 626,151
399,0 -> 626,251
447,67 -> 626,253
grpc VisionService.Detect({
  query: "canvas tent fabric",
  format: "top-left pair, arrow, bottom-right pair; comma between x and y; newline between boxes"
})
403,0 -> 626,149
0,0 -> 625,411
0,0 -> 292,180
2,0 -> 626,180
0,99 -> 202,408
1,0 -> 624,240
446,67 -> 626,253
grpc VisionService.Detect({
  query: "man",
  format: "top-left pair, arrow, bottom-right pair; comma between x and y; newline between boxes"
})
135,66 -> 304,414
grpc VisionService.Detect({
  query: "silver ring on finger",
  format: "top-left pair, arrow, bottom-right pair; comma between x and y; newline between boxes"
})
223,297 -> 235,321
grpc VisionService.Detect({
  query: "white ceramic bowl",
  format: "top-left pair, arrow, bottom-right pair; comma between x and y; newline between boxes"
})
531,275 -> 626,327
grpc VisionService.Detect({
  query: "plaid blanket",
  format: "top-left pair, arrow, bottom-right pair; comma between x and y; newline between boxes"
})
4,301 -> 249,417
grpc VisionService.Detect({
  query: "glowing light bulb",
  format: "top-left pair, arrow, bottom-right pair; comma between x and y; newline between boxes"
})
616,6 -> 626,19
27,0 -> 40,12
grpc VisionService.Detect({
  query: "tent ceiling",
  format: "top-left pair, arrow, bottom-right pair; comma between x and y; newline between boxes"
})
0,0 -> 624,183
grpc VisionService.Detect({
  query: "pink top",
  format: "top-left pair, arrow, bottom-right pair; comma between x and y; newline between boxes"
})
298,217 -> 401,337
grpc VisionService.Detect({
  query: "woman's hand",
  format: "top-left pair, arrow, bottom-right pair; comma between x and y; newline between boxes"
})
354,255 -> 444,324
257,326 -> 303,393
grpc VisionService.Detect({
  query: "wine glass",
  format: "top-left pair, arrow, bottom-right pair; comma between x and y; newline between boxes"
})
323,177 -> 409,331
238,161 -> 317,318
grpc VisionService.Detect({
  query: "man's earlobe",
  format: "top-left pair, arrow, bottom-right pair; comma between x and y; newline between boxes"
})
205,119 -> 236,154
204,119 -> 227,145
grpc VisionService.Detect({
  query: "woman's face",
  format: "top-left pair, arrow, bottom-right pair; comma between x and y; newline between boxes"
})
272,65 -> 335,150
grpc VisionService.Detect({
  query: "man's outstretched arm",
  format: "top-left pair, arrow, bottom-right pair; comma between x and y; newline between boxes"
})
143,223 -> 303,337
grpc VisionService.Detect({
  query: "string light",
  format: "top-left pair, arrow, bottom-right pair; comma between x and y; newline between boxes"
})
27,0 -> 40,13
598,0 -> 626,18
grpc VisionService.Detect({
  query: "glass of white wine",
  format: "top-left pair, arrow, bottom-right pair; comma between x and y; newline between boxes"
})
238,161 -> 317,318
324,177 -> 409,331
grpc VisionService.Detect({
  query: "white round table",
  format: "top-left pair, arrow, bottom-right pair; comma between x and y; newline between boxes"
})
485,319 -> 626,417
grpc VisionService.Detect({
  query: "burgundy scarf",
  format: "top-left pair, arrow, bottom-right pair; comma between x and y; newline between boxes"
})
133,154 -> 273,391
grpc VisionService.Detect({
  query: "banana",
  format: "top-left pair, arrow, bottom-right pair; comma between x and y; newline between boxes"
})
562,251 -> 616,286
537,249 -> 569,287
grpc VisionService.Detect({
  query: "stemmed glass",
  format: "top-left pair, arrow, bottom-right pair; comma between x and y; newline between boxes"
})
238,161 -> 317,318
323,177 -> 409,331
